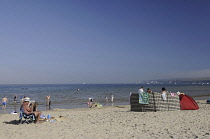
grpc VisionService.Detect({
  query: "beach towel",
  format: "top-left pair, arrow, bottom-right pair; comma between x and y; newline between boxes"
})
139,92 -> 150,104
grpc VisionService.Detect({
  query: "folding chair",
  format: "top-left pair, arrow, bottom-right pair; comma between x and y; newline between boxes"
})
19,112 -> 36,124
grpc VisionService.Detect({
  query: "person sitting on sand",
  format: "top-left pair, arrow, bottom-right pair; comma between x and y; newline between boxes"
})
91,102 -> 103,108
22,97 -> 41,123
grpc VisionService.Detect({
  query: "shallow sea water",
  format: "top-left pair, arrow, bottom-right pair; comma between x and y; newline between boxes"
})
0,84 -> 209,114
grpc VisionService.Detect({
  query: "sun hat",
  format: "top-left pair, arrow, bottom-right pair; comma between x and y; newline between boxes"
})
24,97 -> 30,102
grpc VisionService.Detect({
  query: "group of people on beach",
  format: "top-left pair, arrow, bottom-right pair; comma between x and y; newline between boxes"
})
105,94 -> 114,103
1,94 -> 52,124
2,95 -> 25,110
87,94 -> 114,108
138,86 -> 171,100
138,86 -> 153,94
1,94 -> 51,110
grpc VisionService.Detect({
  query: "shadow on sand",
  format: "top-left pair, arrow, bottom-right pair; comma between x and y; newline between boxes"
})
3,120 -> 20,125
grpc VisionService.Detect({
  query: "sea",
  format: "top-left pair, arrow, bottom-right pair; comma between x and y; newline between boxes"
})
0,84 -> 210,114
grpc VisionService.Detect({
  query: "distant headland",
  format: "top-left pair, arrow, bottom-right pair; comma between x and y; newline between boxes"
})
140,77 -> 210,85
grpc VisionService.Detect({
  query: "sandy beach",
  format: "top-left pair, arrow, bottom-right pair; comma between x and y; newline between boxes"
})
0,100 -> 209,139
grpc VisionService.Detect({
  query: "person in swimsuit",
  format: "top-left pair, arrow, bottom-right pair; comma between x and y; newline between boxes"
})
46,95 -> 51,106
2,96 -> 8,109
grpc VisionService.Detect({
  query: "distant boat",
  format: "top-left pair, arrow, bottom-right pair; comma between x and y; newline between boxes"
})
83,82 -> 86,84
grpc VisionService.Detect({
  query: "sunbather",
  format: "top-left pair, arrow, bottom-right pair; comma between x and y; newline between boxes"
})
22,97 -> 41,123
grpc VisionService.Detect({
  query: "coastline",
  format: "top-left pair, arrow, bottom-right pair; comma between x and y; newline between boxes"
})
0,100 -> 209,139
1,84 -> 210,115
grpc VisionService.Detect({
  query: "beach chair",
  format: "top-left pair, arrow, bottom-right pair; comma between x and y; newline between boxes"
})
19,111 -> 36,124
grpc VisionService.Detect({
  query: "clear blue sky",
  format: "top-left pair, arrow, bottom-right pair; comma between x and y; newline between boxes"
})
0,0 -> 210,84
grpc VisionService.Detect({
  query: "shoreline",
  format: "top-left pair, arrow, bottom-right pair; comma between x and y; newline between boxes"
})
0,97 -> 208,114
1,94 -> 209,114
0,100 -> 210,138
0,100 -> 130,114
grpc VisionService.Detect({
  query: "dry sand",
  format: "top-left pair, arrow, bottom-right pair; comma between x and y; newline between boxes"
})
0,100 -> 209,139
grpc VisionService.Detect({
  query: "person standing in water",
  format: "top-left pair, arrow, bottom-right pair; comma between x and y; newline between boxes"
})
20,94 -> 24,104
87,98 -> 93,108
111,94 -> 114,103
14,94 -> 17,103
2,96 -> 8,109
46,95 -> 51,106
105,97 -> 108,103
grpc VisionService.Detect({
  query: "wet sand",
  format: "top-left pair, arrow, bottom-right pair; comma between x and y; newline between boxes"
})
0,100 -> 209,139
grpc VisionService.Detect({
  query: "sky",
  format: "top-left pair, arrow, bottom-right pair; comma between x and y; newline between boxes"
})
0,0 -> 210,84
